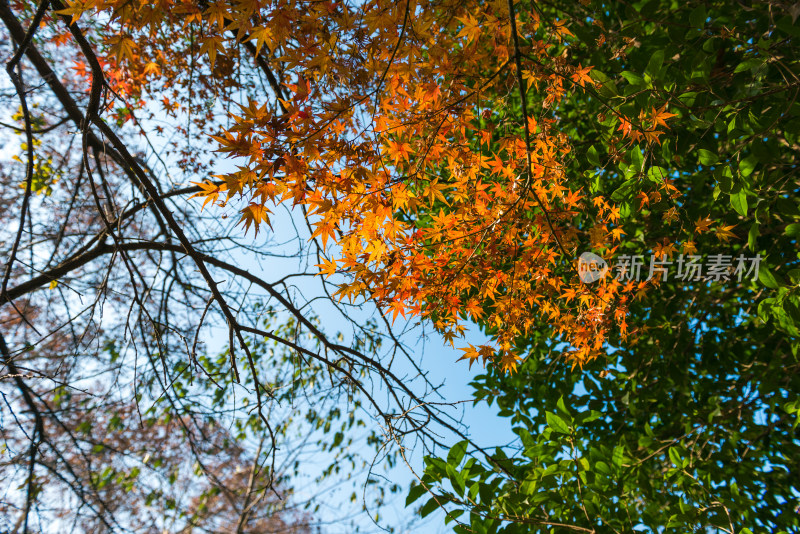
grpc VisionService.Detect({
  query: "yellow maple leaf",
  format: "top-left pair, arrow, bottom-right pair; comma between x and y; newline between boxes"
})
189,180 -> 227,209
109,35 -> 137,64
653,241 -> 677,260
456,15 -> 482,44
552,19 -> 574,39
715,224 -> 737,243
143,62 -> 161,77
498,352 -> 521,373
247,26 -> 274,56
54,1 -> 90,25
198,35 -> 226,66
456,344 -> 480,369
694,215 -> 713,234
238,203 -> 271,235
662,207 -> 680,223
316,257 -> 338,278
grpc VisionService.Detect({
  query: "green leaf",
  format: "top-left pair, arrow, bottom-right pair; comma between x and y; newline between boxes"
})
406,483 -> 428,506
629,147 -> 644,170
776,197 -> 799,216
647,166 -> 668,183
678,91 -> 698,106
727,115 -> 739,135
594,461 -> 611,474
731,190 -> 748,216
621,71 -> 645,86
591,69 -> 618,97
444,509 -> 464,525
689,5 -> 706,28
610,179 -> 637,202
582,410 -> 603,423
419,496 -> 440,518
546,411 -> 570,434
739,156 -> 757,177
468,481 -> 479,501
556,396 -> 572,419
777,16 -> 800,37
668,447 -> 683,468
734,58 -> 764,74
446,464 -> 465,496
447,440 -> 468,466
758,266 -> 780,289
612,446 -> 625,467
785,223 -> 800,237
645,50 -> 664,78
698,149 -> 718,165
587,145 -> 600,167
748,222 -> 760,251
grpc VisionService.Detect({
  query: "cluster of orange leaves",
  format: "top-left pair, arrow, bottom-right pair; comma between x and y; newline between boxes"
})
52,0 -> 685,372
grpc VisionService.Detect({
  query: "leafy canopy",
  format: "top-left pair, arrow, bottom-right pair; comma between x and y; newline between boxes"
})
408,0 -> 800,532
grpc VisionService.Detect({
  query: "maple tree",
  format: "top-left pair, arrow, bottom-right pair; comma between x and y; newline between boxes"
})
52,0 -> 654,370
24,0 -> 726,375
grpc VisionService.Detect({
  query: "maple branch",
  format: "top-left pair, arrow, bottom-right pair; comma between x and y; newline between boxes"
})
506,0 -> 571,261
56,182 -> 219,265
242,39 -> 288,108
1,0 -> 285,470
294,0 -> 412,144
24,388 -> 126,531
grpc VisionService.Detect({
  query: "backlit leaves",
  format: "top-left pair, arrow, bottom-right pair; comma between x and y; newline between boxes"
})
69,0 -> 793,374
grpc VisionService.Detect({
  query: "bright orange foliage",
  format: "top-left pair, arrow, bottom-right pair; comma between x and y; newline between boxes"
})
54,0 -> 679,371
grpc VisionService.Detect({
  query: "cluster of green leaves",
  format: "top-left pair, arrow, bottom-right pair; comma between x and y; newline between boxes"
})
410,0 -> 800,532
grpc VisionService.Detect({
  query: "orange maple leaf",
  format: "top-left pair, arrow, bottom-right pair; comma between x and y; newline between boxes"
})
650,104 -> 677,129
616,116 -> 633,137
316,257 -> 338,278
386,300 -> 407,323
498,352 -> 521,373
238,203 -> 271,236
385,139 -> 412,166
570,64 -> 594,88
456,344 -> 480,369
694,215 -> 713,234
715,224 -> 737,243
189,181 -> 227,209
